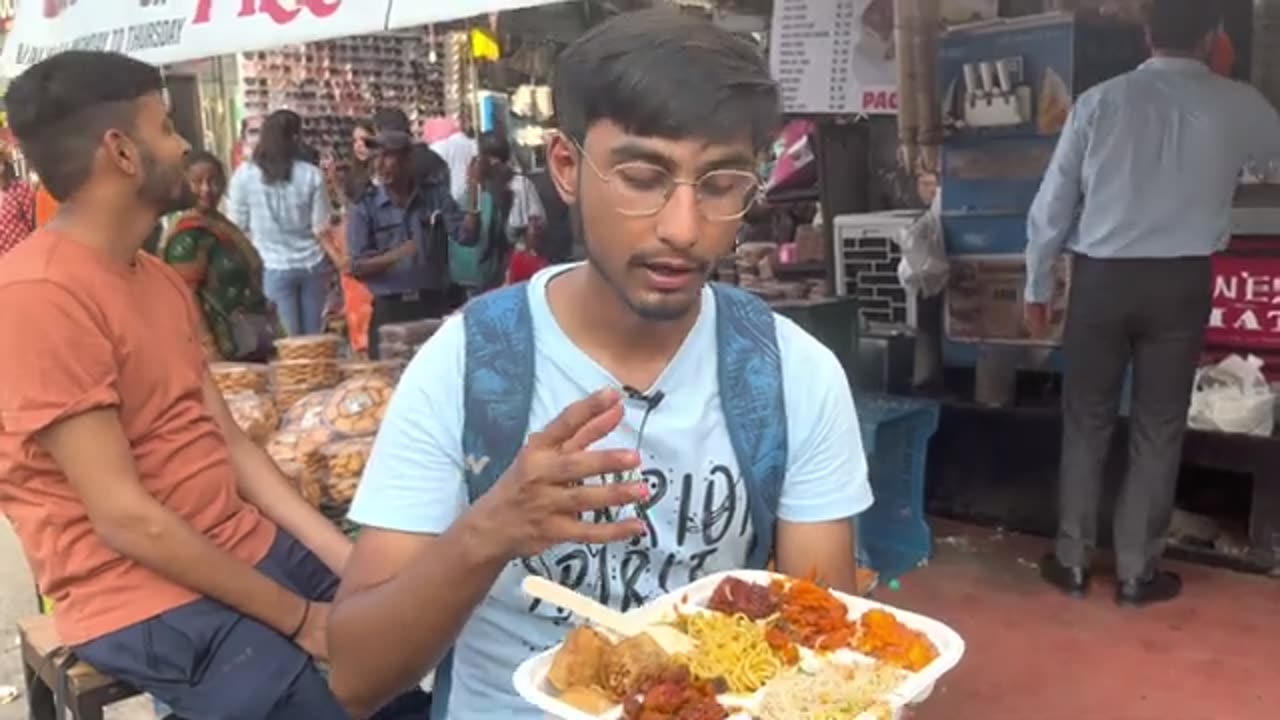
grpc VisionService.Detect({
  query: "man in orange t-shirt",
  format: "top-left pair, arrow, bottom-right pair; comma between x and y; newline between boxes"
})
0,52 -> 361,718
34,182 -> 57,226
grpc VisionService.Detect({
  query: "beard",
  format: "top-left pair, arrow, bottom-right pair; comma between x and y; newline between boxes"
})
138,144 -> 194,215
576,203 -> 706,324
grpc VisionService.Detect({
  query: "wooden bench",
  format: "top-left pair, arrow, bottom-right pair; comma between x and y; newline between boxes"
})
17,615 -> 140,720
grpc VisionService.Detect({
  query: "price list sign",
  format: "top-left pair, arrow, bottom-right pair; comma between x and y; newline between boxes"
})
770,0 -> 898,115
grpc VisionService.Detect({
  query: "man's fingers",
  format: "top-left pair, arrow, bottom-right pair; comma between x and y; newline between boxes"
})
549,448 -> 639,483
551,517 -> 646,546
530,388 -> 623,449
562,400 -> 625,452
560,482 -> 648,515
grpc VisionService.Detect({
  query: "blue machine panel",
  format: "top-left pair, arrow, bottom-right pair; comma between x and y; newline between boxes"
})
938,14 -> 1075,148
942,214 -> 1029,256
941,136 -> 1056,212
938,11 -> 1144,348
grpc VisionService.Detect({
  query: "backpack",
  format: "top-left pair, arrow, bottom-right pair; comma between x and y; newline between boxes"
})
448,187 -> 512,289
429,280 -> 787,719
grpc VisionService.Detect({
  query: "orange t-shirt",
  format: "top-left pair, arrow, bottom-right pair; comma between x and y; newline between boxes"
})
34,185 -> 57,227
0,229 -> 276,646
1210,31 -> 1236,78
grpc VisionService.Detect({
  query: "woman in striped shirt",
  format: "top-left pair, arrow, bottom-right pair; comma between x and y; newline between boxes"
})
228,109 -> 337,336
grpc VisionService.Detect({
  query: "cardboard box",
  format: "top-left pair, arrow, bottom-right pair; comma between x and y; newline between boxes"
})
945,254 -> 1071,345
793,224 -> 826,264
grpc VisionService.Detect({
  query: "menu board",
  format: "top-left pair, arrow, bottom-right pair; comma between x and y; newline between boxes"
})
769,0 -> 899,115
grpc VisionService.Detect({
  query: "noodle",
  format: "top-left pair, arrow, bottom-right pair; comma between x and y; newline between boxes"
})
757,662 -> 906,720
676,612 -> 786,694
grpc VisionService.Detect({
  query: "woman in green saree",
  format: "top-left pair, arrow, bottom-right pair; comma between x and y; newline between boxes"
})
158,151 -> 277,361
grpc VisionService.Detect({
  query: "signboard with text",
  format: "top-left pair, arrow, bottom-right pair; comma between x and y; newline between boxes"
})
769,0 -> 898,115
1,0 -> 564,76
1203,237 -> 1280,379
1,1 -> 388,74
1207,248 -> 1280,349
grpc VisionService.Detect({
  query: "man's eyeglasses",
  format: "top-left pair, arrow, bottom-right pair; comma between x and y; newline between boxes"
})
560,133 -> 763,222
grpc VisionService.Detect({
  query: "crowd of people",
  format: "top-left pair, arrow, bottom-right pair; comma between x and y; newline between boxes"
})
3,0 -> 1266,718
0,89 -> 574,362
0,7 -> 873,720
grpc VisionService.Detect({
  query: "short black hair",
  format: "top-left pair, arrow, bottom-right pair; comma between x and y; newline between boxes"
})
1147,0 -> 1220,53
5,50 -> 164,201
187,150 -> 224,176
372,108 -> 411,134
478,131 -> 511,164
553,8 -> 780,152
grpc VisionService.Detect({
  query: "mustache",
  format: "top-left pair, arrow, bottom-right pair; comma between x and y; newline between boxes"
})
627,253 -> 711,273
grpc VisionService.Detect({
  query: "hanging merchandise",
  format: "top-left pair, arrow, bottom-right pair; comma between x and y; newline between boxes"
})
510,84 -> 552,123
475,90 -> 510,135
444,30 -> 472,130
764,120 -> 817,194
1,1 -> 566,76
470,27 -> 501,61
237,30 -> 446,193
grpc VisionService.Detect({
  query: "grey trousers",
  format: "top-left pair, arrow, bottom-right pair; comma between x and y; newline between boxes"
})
1055,254 -> 1212,580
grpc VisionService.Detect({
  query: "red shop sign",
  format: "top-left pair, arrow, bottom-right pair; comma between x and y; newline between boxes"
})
193,0 -> 341,25
1206,248 -> 1280,351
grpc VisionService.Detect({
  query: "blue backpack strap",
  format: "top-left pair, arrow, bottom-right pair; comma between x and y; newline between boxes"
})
711,283 -> 788,570
431,283 -> 536,720
427,653 -> 452,720
461,282 -> 537,501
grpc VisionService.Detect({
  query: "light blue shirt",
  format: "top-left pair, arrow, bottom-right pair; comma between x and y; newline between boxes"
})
348,264 -> 873,719
1025,57 -> 1280,303
228,160 -> 330,271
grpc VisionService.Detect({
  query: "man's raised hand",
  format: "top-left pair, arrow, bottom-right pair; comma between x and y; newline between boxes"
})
469,388 -> 647,561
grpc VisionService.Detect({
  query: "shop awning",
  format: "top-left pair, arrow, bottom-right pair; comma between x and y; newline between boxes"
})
0,0 -> 567,77
385,0 -> 564,29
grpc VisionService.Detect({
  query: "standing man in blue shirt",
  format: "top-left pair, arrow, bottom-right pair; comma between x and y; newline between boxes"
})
1024,0 -> 1280,607
326,9 -> 873,718
347,129 -> 471,358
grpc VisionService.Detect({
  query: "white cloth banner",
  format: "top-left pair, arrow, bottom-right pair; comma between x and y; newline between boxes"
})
385,0 -> 563,29
1,0 -> 568,77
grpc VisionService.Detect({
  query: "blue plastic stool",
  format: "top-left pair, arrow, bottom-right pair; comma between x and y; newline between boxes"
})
855,393 -> 941,580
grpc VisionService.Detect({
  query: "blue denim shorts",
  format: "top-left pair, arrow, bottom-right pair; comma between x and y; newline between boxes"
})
73,530 -> 344,720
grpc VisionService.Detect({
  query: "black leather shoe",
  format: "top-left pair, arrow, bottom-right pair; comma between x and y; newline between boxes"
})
1039,553 -> 1089,597
1116,570 -> 1182,608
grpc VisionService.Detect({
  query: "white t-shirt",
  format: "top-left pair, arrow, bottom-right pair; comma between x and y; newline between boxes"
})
507,174 -> 545,234
430,132 -> 479,203
349,264 -> 873,719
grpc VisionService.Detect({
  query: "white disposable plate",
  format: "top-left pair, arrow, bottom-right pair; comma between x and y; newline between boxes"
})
513,569 -> 965,720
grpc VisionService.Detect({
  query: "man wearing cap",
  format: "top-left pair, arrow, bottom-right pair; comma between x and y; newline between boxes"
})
347,129 -> 471,357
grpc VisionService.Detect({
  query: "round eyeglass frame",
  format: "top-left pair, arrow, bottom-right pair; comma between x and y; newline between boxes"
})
557,132 -> 765,222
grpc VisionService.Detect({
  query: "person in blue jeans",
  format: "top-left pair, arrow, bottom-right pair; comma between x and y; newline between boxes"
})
141,532 -> 430,720
261,261 -> 331,336
327,9 -> 873,719
230,109 -> 336,336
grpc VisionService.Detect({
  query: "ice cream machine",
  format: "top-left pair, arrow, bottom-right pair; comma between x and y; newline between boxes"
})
955,56 -> 1032,129
937,12 -> 1146,350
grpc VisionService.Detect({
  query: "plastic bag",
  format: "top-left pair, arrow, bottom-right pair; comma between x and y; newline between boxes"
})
1187,354 -> 1275,436
895,193 -> 948,299
764,120 -> 817,194
225,392 -> 279,445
